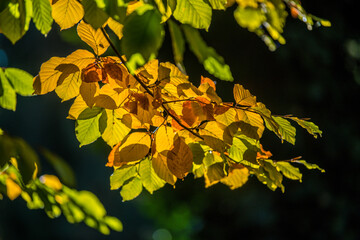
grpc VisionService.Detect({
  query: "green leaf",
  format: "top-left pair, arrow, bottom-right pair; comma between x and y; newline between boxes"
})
173,0 -> 212,31
272,116 -> 296,145
263,160 -> 284,192
110,164 -> 138,190
287,116 -> 322,138
121,5 -> 164,62
275,161 -> 302,182
82,0 -> 109,29
0,68 -> 17,111
182,25 -> 233,81
0,135 -> 16,167
4,67 -> 33,96
168,19 -> 185,65
120,177 -> 143,201
234,6 -> 265,32
0,0 -> 32,44
75,107 -> 104,146
40,148 -> 76,187
295,160 -> 325,172
32,0 -> 53,35
139,157 -> 165,194
207,0 -> 226,10
228,134 -> 260,168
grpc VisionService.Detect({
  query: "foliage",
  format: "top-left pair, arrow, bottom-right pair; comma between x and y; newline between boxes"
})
0,0 -> 329,234
0,131 -> 122,234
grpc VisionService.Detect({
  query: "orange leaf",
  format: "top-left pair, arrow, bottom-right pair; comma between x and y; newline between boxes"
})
200,76 -> 216,91
167,136 -> 193,179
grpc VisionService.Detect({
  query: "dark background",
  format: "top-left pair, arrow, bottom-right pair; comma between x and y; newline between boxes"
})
0,0 -> 359,239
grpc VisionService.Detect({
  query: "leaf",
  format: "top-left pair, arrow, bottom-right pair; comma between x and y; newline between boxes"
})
82,0 -> 109,29
32,0 -> 53,35
295,160 -> 325,172
100,109 -> 131,147
40,174 -> 63,191
199,121 -> 228,152
204,162 -> 226,187
173,0 -> 212,31
153,0 -> 173,23
51,0 -> 84,30
40,148 -> 76,187
155,125 -> 174,153
33,56 -> 65,95
182,25 -> 233,81
0,68 -> 17,111
55,64 -> 82,101
67,95 -> 88,120
168,19 -> 185,66
111,132 -> 151,166
275,161 -> 302,182
77,20 -> 110,56
110,164 -> 138,190
4,68 -> 33,96
121,5 -> 165,62
234,6 -> 265,31
152,153 -> 177,185
0,0 -> 32,44
272,116 -> 296,145
79,82 -> 99,107
107,17 -> 123,40
263,160 -> 284,192
287,116 -> 322,138
5,178 -> 22,200
228,134 -> 260,168
167,136 -> 193,179
233,84 -> 256,106
139,157 -> 165,194
120,177 -> 143,201
75,107 -> 104,146
208,0 -> 227,10
220,166 -> 249,190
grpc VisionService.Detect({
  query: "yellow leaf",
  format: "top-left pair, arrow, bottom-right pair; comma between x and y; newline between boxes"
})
101,109 -> 131,147
167,136 -> 193,179
204,162 -> 226,188
136,59 -> 159,85
220,166 -> 249,189
110,132 -> 151,167
51,0 -> 84,30
63,49 -> 96,70
33,57 -> 65,95
120,177 -> 143,201
199,121 -> 229,152
94,85 -> 130,109
158,62 -> 188,86
77,20 -> 110,56
40,174 -> 63,191
5,178 -> 22,200
139,157 -> 165,194
68,95 -> 88,120
235,108 -> 264,139
233,84 -> 257,106
152,152 -> 177,185
55,64 -> 82,101
155,125 -> 174,153
107,18 -> 123,40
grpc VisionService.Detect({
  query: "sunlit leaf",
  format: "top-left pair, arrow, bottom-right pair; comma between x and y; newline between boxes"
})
32,0 -> 53,35
5,178 -> 22,200
167,136 -> 193,179
139,157 -> 165,194
120,177 -> 143,201
287,116 -> 322,138
173,0 -> 212,30
101,109 -> 131,147
272,116 -> 296,145
0,68 -> 16,111
204,162 -> 226,187
233,84 -> 256,106
152,152 -> 177,185
4,68 -> 33,96
220,166 -> 249,189
51,0 -> 84,30
82,0 -> 109,29
168,19 -> 185,66
228,134 -> 260,168
182,25 -> 233,81
40,174 -> 63,191
208,0 -> 227,10
155,125 -> 174,153
75,107 -> 104,146
77,20 -> 110,56
54,64 -> 81,101
295,160 -> 325,172
110,164 -> 138,190
275,161 -> 302,181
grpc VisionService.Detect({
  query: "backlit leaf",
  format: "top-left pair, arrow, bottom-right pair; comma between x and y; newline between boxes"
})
110,164 -> 138,190
55,64 -> 81,101
228,134 -> 260,168
75,107 -> 104,146
173,0 -> 212,30
275,161 -> 302,181
32,0 -> 53,35
4,68 -> 33,96
82,0 -> 109,29
152,152 -> 177,185
182,25 -> 233,81
168,19 -> 185,65
0,68 -> 16,111
139,157 -> 165,194
295,160 -> 325,173
287,116 -> 322,138
233,84 -> 256,106
155,125 -> 174,153
51,0 -> 84,30
5,178 -> 22,200
107,17 -> 123,40
204,162 -> 225,187
101,109 -> 131,147
220,166 -> 249,189
208,0 -> 227,10
120,177 -> 143,201
77,20 -> 110,56
272,116 -> 296,145
67,95 -> 88,120
167,136 -> 193,179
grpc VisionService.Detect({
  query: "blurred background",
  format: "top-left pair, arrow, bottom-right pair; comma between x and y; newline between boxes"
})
0,0 -> 359,239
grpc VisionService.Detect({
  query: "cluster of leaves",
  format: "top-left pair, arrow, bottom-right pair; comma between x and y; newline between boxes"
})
0,0 -> 330,82
32,19 -> 324,201
0,130 -> 122,234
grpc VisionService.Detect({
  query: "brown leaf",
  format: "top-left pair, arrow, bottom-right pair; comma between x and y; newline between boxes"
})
167,136 -> 193,179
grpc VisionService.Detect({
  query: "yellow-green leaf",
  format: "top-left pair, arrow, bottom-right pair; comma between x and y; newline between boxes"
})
101,109 -> 131,147
168,19 -> 185,65
32,0 -> 53,35
0,68 -> 17,111
139,157 -> 165,194
54,64 -> 81,101
275,161 -> 302,182
77,20 -> 109,56
75,107 -> 104,146
173,0 -> 212,31
120,177 -> 143,201
4,68 -> 33,96
110,164 -> 138,190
